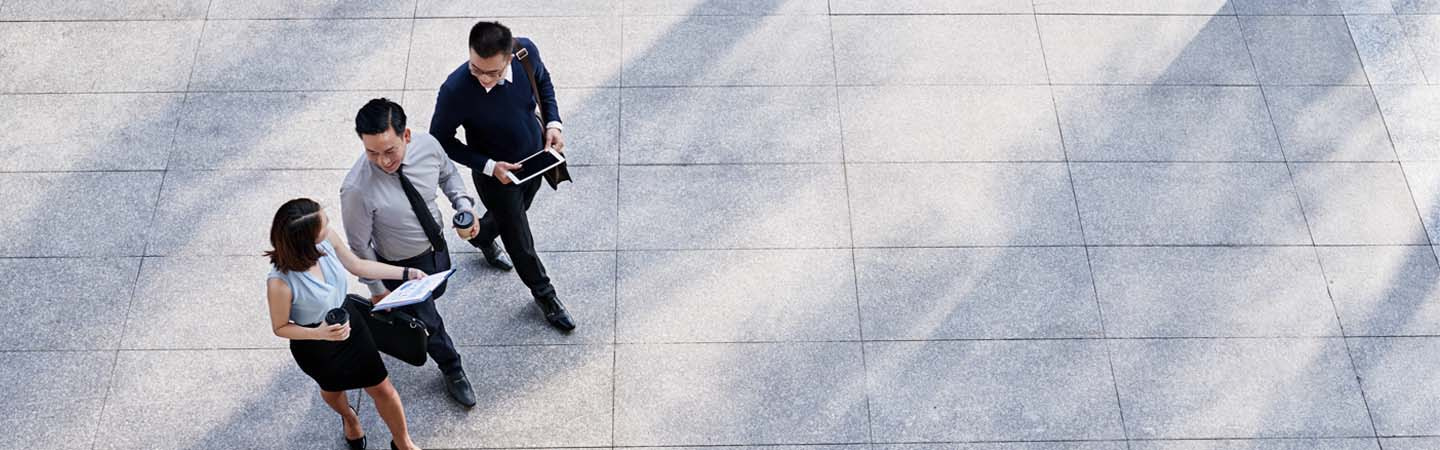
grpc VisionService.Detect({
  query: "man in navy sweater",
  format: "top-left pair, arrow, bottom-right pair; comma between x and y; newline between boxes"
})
430,21 -> 575,332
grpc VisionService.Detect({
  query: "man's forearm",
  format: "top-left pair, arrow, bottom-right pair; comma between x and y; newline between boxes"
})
364,279 -> 387,297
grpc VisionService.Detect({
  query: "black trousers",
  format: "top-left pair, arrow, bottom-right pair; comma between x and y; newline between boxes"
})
379,248 -> 462,375
472,172 -> 555,299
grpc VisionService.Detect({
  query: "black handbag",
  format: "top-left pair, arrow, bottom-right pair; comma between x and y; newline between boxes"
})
345,294 -> 429,367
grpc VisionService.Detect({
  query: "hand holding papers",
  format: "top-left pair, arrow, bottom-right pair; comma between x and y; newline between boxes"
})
373,269 -> 456,311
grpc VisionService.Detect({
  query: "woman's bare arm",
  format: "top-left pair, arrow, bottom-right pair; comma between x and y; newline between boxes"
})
266,278 -> 329,340
324,227 -> 425,282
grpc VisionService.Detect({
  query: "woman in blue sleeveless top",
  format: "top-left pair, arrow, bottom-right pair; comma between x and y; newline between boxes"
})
264,198 -> 425,450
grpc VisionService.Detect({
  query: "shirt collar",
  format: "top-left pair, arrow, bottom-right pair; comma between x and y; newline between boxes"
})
482,64 -> 513,93
371,144 -> 418,177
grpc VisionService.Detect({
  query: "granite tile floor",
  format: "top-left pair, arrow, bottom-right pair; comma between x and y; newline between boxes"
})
2,1 -> 1438,449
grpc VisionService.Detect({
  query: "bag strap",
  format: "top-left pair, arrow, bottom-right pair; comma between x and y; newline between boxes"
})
512,38 -> 546,124
346,294 -> 429,334
511,38 -> 573,190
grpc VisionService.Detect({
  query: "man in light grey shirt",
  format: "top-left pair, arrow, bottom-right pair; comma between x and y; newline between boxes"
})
341,98 -> 479,407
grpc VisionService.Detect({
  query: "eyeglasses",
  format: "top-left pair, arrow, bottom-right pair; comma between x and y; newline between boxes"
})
469,57 -> 511,79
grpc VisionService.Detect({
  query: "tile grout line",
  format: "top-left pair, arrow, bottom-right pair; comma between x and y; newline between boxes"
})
398,0 -> 419,104
1339,13 -> 1407,449
89,1 -> 215,448
2,88 -> 404,95
14,334 -> 1440,355
271,436 -> 1440,450
13,8 -> 1435,448
356,0 -> 424,421
1343,12 -> 1440,265
232,436 -> 1426,450
610,245 -> 619,449
8,160 -> 1440,176
1395,169 -> 1440,268
137,2 -> 212,266
13,242 -> 1440,262
1389,15 -> 1433,85
1241,13 -> 1387,449
89,257 -> 147,450
1029,2 -> 1131,447
2,9 -> 1427,450
7,12 -> 1440,23
20,241 -> 1440,261
361,0 -> 422,422
611,5 -> 624,446
7,160 -> 1440,177
829,0 -> 875,444
1346,11 -> 1435,447
11,82 -> 1437,96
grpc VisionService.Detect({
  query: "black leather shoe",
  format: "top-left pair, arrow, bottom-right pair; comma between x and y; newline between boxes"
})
344,405 -> 365,450
534,295 -> 576,332
474,239 -> 513,271
444,370 -> 477,408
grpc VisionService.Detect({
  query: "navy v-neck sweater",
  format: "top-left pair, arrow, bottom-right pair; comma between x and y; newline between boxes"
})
429,37 -> 562,170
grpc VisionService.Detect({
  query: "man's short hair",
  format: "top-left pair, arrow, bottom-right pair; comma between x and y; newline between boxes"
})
469,21 -> 513,58
355,97 -> 406,137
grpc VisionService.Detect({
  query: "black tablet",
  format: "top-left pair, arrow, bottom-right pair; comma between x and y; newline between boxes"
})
505,148 -> 565,184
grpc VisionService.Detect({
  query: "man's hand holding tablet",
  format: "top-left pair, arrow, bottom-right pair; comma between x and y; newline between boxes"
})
494,161 -> 523,185
498,148 -> 565,185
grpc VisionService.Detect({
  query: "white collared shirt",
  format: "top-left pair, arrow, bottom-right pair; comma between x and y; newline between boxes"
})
340,133 -> 476,295
481,64 -> 513,93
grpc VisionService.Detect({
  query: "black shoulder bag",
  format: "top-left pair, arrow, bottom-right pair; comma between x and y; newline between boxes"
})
345,294 -> 429,367
513,38 -> 573,190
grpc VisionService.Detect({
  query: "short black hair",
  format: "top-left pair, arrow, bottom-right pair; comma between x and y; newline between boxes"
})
469,21 -> 512,58
355,98 -> 406,137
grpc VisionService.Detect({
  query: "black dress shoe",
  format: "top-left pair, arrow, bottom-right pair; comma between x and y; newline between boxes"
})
473,239 -> 513,271
534,295 -> 576,332
444,370 -> 477,408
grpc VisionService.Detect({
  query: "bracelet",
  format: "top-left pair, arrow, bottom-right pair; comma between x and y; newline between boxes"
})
403,267 -> 410,280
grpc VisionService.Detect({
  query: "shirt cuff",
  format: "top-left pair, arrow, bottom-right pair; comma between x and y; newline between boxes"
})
482,159 -> 497,177
456,197 -> 476,214
545,121 -> 563,131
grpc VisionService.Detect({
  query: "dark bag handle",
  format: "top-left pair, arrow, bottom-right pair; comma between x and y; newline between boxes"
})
345,294 -> 428,335
369,310 -> 428,335
344,294 -> 430,366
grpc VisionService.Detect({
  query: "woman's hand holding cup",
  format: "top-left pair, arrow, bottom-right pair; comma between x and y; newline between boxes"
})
318,322 -> 350,341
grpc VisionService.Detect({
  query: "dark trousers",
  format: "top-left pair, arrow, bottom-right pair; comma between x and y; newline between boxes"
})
379,248 -> 462,375
472,172 -> 555,299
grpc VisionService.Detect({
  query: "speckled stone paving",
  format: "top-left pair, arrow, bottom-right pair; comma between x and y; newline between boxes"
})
2,1 -> 1439,449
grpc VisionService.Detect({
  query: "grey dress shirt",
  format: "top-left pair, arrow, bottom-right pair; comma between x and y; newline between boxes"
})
341,132 -> 475,295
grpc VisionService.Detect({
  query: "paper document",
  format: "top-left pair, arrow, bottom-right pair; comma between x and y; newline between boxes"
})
373,269 -> 456,311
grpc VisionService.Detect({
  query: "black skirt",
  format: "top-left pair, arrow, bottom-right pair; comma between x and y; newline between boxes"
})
289,301 -> 388,392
